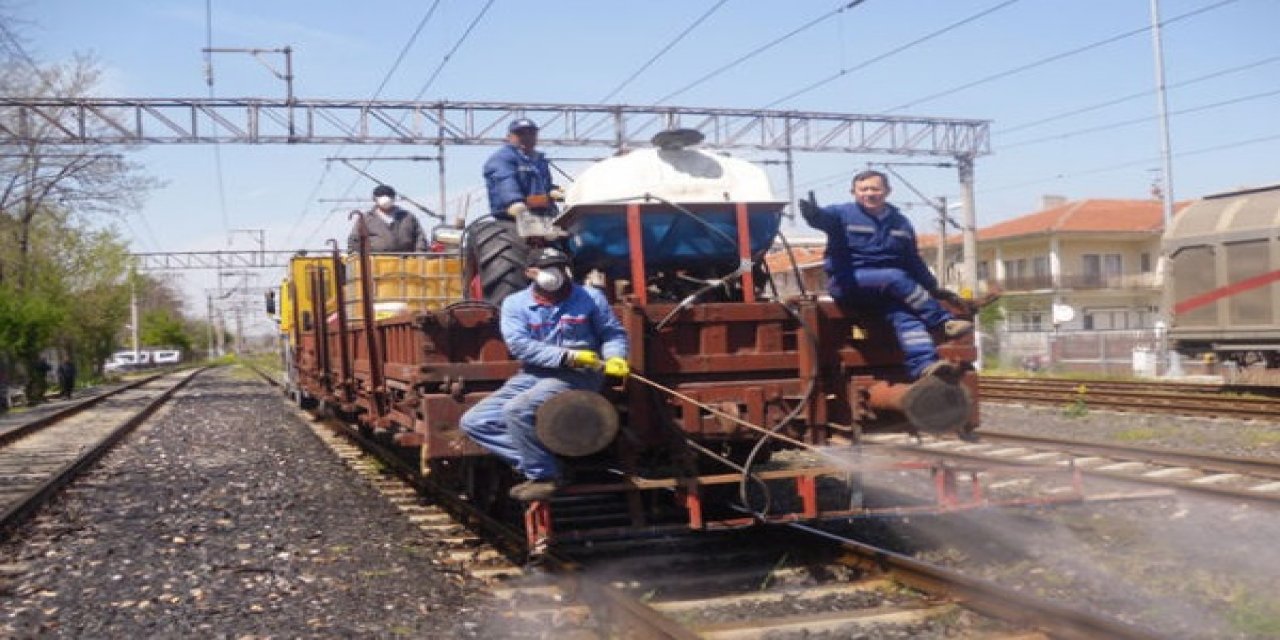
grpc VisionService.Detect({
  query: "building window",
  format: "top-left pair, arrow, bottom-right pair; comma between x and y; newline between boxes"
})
1140,252 -> 1152,273
977,261 -> 989,281
1081,253 -> 1122,285
1032,256 -> 1050,276
1003,259 -> 1027,280
1104,254 -> 1122,278
1083,313 -> 1093,330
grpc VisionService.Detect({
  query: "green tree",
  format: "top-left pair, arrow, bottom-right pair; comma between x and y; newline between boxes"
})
140,308 -> 193,354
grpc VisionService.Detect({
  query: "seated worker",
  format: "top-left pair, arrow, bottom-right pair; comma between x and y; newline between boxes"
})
347,184 -> 429,253
483,118 -> 563,220
460,247 -> 629,501
799,170 -> 972,380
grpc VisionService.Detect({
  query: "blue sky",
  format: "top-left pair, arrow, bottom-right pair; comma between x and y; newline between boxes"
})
12,0 -> 1280,319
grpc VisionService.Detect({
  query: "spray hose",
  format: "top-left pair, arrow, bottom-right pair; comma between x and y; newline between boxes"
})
629,372 -> 818,453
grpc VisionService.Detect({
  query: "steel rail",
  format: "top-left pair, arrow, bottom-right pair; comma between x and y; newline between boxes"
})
790,522 -> 1161,640
0,368 -> 206,541
256,363 -> 1174,637
0,372 -> 166,447
980,430 -> 1280,478
981,380 -> 1280,419
875,434 -> 1280,507
246,363 -> 698,640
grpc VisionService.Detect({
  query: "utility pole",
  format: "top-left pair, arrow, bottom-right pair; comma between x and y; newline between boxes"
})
957,155 -> 979,296
1149,0 -> 1175,230
129,273 -> 139,362
205,293 -> 215,360
936,196 -> 948,283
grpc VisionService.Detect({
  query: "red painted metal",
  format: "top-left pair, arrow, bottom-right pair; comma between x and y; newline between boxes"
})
1173,268 -> 1280,315
735,202 -> 756,304
524,501 -> 553,550
797,475 -> 818,518
350,211 -> 387,426
309,267 -> 332,393
328,241 -> 354,404
626,202 -> 646,305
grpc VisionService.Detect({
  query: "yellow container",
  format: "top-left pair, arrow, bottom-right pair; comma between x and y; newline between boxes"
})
344,253 -> 465,321
282,256 -> 339,336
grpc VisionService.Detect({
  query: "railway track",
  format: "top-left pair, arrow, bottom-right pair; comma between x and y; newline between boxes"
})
865,429 -> 1280,505
980,376 -> 1280,420
247,363 -> 1161,639
0,368 -> 204,540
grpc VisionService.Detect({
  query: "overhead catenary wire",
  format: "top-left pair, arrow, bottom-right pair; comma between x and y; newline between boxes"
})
882,0 -> 1241,113
652,0 -> 865,105
283,0 -> 444,248
997,53 -> 1280,135
764,0 -> 1022,109
981,130 -> 1280,196
1001,86 -> 1280,150
204,0 -> 231,244
597,0 -> 732,103
297,0 -> 495,250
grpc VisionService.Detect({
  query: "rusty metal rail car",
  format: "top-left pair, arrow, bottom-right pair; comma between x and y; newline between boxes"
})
276,134 -> 992,548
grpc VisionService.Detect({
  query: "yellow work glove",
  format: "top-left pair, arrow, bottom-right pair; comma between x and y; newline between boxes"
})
566,350 -> 600,369
506,202 -> 529,217
603,356 -> 629,379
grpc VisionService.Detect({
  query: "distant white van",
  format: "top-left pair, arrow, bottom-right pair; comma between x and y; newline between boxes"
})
153,350 -> 181,364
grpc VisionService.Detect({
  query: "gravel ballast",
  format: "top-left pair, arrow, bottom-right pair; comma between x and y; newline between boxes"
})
982,399 -> 1280,460
0,368 -> 490,637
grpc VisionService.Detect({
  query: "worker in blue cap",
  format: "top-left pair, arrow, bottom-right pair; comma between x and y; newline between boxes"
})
483,118 -> 563,220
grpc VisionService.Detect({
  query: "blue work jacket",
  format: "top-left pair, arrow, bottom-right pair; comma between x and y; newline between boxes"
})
802,202 -> 938,300
484,143 -> 556,219
500,284 -> 628,373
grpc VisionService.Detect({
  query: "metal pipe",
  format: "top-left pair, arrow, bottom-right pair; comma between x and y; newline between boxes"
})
327,240 -> 353,403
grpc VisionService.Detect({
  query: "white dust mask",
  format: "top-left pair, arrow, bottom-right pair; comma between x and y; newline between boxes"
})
534,267 -> 566,291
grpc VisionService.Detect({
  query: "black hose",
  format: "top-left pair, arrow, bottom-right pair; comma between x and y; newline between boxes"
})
733,259 -> 822,518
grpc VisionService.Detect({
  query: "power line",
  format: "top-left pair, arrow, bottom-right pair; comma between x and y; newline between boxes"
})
298,0 -> 499,249
882,0 -> 1240,113
367,0 -> 443,106
981,130 -> 1280,195
1000,86 -> 1280,150
598,0 -> 732,103
998,53 -> 1280,135
204,0 -> 231,243
413,0 -> 497,102
283,1 -> 445,248
764,0 -> 1022,109
653,0 -> 864,105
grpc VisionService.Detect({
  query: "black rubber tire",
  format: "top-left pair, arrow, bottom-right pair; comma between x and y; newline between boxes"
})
465,219 -> 530,305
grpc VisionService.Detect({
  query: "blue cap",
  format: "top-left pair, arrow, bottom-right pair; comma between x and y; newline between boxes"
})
508,118 -> 538,133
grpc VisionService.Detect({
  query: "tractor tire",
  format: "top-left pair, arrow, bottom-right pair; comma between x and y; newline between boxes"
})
466,219 -> 530,305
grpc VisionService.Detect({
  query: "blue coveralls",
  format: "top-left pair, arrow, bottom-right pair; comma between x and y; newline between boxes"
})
802,202 -> 953,379
459,284 -> 628,481
483,143 -> 557,220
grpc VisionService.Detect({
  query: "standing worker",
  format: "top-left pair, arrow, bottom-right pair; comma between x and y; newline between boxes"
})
799,170 -> 972,380
460,247 -> 628,501
56,357 -> 76,400
347,184 -> 429,253
483,118 -> 563,220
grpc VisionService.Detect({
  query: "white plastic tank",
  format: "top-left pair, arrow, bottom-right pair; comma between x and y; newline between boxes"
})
564,129 -> 776,207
